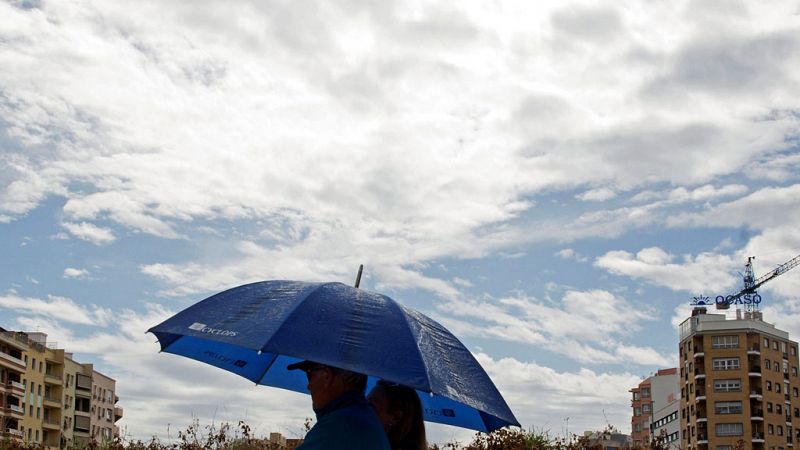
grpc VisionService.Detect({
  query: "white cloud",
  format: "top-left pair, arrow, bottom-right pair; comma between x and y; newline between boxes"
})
0,293 -> 108,325
63,267 -> 91,279
554,248 -> 588,262
595,247 -> 739,294
62,222 -> 116,245
576,187 -> 617,202
435,289 -> 670,366
475,353 -> 643,436
0,0 -> 797,299
668,184 -> 800,231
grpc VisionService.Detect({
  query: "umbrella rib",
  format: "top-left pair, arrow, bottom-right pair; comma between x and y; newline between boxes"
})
254,352 -> 280,385
394,304 -> 434,392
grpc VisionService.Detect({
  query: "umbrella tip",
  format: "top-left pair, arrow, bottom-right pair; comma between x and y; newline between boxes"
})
354,264 -> 364,288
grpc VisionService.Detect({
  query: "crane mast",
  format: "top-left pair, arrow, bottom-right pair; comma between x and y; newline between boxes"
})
714,253 -> 800,311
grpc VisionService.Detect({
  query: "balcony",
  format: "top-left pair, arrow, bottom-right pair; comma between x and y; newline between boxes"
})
9,380 -> 24,392
42,417 -> 60,430
697,433 -> 709,445
114,406 -> 124,421
44,374 -> 62,386
749,345 -> 761,355
750,367 -> 763,377
696,391 -> 707,402
6,404 -> 24,417
695,352 -> 705,359
695,369 -> 706,380
751,409 -> 764,421
4,428 -> 23,438
753,433 -> 765,443
751,390 -> 764,400
0,351 -> 25,369
43,396 -> 60,407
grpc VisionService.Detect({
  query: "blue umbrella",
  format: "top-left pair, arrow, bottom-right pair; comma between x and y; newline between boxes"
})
148,280 -> 520,432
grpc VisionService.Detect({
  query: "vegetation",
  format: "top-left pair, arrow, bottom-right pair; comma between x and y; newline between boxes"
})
0,423 -> 679,450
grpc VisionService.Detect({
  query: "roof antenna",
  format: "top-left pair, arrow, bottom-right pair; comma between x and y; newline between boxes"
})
354,264 -> 364,288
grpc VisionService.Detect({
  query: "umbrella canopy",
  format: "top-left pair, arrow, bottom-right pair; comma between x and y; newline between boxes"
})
148,280 -> 520,432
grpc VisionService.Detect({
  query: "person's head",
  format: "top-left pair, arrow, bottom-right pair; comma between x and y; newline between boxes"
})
368,380 -> 427,450
288,361 -> 368,410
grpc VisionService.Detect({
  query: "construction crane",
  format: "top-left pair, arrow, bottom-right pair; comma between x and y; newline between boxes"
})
715,253 -> 800,310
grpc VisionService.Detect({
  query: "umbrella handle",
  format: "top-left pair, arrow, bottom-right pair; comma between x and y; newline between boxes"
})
354,264 -> 364,288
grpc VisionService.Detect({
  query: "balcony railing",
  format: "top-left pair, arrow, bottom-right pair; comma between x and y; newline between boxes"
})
7,404 -> 23,414
9,380 -> 24,390
0,352 -> 25,367
5,428 -> 23,437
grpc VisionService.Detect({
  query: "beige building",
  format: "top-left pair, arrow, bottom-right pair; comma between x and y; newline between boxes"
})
680,308 -> 800,450
0,328 -> 122,449
90,370 -> 118,442
0,331 -> 27,442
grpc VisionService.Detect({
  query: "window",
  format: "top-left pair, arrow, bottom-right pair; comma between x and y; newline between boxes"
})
778,425 -> 784,436
715,423 -> 743,437
38,361 -> 42,372
777,383 -> 783,393
768,402 -> 774,413
774,341 -> 780,350
765,338 -> 770,348
31,357 -> 35,369
714,379 -> 742,392
767,381 -> 773,391
792,346 -> 797,356
642,388 -> 651,397
793,367 -> 798,377
776,364 -> 781,372
715,401 -> 743,414
769,424 -> 775,435
713,335 -> 739,348
794,408 -> 799,418
635,407 -> 641,416
643,404 -> 651,413
717,446 -> 733,450
766,359 -> 772,370
36,407 -> 40,418
713,358 -> 740,370
633,391 -> 641,400
777,404 -> 783,415
794,387 -> 798,397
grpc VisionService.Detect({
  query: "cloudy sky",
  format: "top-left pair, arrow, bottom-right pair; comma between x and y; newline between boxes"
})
2,0 -> 800,444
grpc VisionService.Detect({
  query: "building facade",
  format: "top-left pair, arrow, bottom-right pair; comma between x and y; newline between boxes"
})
680,308 -> 800,450
0,329 -> 123,449
630,368 -> 680,447
0,331 -> 27,442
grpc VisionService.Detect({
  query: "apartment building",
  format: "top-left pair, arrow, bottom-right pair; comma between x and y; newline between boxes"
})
91,370 -> 118,442
0,330 -> 26,442
679,308 -> 800,450
630,368 -> 680,447
0,328 -> 123,449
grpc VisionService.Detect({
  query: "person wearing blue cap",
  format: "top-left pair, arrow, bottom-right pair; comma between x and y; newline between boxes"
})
289,360 -> 391,450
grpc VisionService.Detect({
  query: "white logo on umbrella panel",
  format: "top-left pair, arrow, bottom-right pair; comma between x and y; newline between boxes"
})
188,322 -> 238,337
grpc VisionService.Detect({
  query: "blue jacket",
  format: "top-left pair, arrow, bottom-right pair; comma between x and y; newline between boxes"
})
297,390 -> 391,450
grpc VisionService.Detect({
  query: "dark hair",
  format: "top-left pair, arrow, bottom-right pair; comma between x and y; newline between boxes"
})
376,380 -> 427,450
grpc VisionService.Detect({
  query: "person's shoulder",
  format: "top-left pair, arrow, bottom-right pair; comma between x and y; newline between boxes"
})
318,405 -> 390,449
